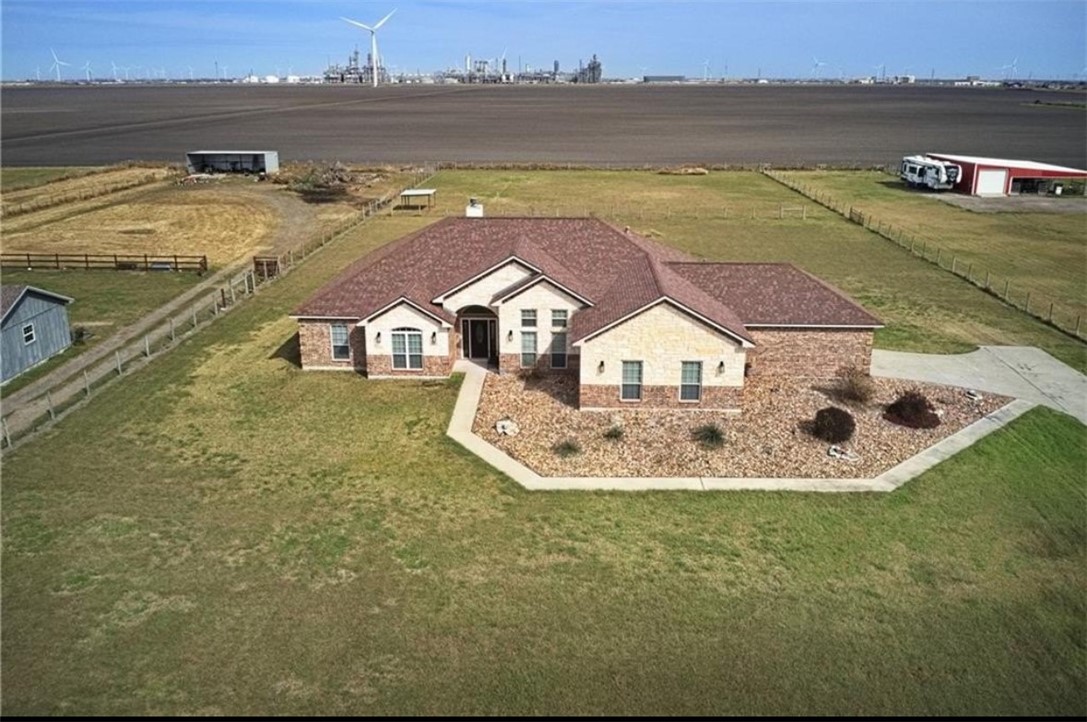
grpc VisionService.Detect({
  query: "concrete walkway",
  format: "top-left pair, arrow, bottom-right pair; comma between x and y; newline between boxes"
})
446,359 -> 1037,493
872,346 -> 1087,425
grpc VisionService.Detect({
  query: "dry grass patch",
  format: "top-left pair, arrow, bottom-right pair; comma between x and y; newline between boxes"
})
2,183 -> 279,267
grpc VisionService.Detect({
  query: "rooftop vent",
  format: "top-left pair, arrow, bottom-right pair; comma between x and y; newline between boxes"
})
465,196 -> 484,218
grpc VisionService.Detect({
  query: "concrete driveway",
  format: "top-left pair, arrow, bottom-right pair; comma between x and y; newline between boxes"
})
872,346 -> 1087,425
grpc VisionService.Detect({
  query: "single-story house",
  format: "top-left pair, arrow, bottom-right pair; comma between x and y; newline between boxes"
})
292,217 -> 882,411
1,284 -> 74,384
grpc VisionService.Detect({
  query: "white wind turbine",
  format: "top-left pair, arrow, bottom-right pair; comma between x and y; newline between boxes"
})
111,60 -> 119,81
999,56 -> 1019,80
49,48 -> 71,81
82,61 -> 93,81
340,9 -> 396,87
810,56 -> 827,78
702,59 -> 710,81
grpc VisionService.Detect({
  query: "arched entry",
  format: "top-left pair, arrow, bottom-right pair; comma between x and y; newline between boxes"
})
457,305 -> 498,364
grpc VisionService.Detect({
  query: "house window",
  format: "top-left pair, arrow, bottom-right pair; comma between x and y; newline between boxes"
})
621,361 -> 643,401
521,309 -> 537,328
391,327 -> 423,370
551,332 -> 567,369
551,309 -> 568,328
521,331 -> 537,367
22,323 -> 35,345
330,323 -> 350,360
680,361 -> 702,401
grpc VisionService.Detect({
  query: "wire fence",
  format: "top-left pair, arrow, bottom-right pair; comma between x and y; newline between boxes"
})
0,167 -> 435,452
762,169 -> 1087,342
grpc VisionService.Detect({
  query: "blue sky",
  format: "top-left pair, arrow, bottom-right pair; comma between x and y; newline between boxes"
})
2,1 -> 1084,81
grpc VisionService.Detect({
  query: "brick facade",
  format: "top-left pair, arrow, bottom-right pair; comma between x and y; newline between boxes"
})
500,352 -> 579,375
579,384 -> 742,410
298,320 -> 366,372
367,353 -> 452,377
746,328 -> 873,379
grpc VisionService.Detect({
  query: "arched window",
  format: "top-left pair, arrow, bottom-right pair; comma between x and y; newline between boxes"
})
391,327 -> 423,370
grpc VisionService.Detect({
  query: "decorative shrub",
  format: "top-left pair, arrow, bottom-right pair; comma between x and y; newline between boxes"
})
837,366 -> 876,403
603,425 -> 625,441
553,439 -> 582,457
883,390 -> 941,429
71,325 -> 88,345
692,423 -> 726,448
812,406 -> 856,443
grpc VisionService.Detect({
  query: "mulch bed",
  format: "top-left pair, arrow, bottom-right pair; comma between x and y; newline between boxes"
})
471,373 -> 1011,479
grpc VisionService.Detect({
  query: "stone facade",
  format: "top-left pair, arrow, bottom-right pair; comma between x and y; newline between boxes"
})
367,353 -> 452,377
579,384 -> 742,410
578,301 -> 748,391
499,351 -> 580,375
298,319 -> 366,372
747,328 -> 874,379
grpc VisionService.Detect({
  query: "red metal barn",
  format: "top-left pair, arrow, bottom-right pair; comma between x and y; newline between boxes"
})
927,153 -> 1087,196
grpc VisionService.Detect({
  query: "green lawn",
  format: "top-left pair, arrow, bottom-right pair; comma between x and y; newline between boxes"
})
2,211 -> 1084,716
779,170 -> 1087,325
0,166 -> 104,191
0,269 -> 205,396
427,170 -> 1086,371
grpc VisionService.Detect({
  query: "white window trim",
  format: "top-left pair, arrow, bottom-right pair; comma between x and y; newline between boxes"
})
521,309 -> 537,328
391,328 -> 424,371
679,361 -> 702,403
551,309 -> 568,329
329,323 -> 351,361
620,360 -> 643,402
22,323 -> 36,345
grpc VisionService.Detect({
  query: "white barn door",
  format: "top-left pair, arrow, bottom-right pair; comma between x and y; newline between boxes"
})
975,169 -> 1008,196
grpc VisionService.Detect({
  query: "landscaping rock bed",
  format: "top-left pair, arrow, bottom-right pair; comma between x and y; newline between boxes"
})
471,373 -> 1011,479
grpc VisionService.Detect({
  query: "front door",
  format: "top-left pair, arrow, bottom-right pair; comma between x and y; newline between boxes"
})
463,319 -> 495,360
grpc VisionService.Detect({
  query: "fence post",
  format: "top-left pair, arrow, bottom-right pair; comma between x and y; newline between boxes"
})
985,270 -> 991,289
84,370 -> 91,396
1076,316 -> 1082,336
1,417 -> 10,448
144,335 -> 151,357
1025,292 -> 1031,312
46,391 -> 56,421
936,249 -> 942,267
170,318 -> 176,342
230,283 -> 236,305
1048,302 -> 1054,322
1003,280 -> 1010,300
116,351 -> 123,375
192,307 -> 198,328
966,263 -> 973,281
951,256 -> 957,274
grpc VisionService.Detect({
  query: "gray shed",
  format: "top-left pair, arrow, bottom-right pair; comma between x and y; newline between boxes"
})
185,150 -> 279,175
1,285 -> 74,384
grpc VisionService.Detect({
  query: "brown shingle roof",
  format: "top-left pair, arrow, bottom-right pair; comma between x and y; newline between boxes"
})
293,218 -> 880,343
665,262 -> 882,327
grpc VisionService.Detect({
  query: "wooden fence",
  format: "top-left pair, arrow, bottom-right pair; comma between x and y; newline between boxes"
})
1,253 -> 209,273
762,169 -> 1087,341
0,168 -> 437,452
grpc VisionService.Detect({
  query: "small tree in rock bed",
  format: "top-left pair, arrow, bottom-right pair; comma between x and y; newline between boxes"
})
692,423 -> 726,449
812,407 -> 856,443
837,366 -> 877,404
884,390 -> 941,429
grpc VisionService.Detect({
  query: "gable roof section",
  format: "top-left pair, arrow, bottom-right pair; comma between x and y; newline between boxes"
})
293,217 -> 879,340
570,253 -> 754,346
665,263 -> 882,327
1,285 -> 74,325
